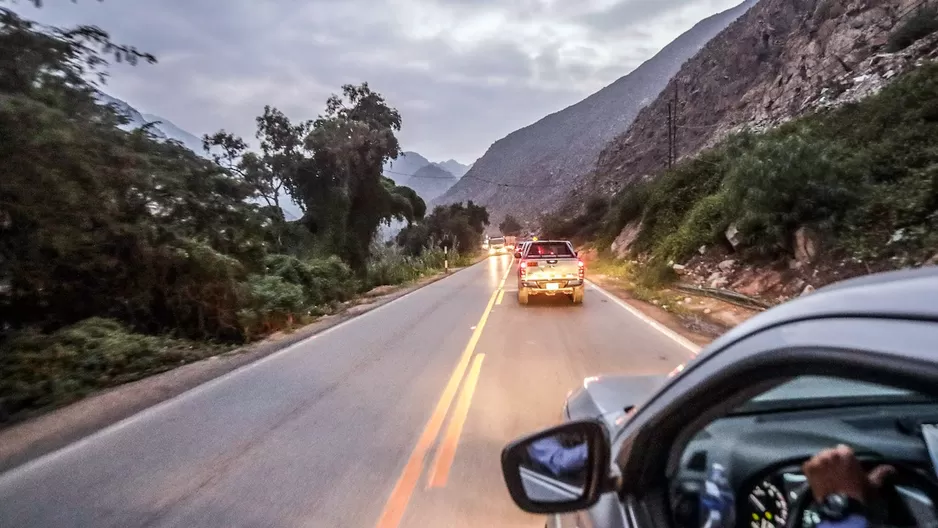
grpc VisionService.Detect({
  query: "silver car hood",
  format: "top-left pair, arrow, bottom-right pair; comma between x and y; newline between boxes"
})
564,374 -> 668,433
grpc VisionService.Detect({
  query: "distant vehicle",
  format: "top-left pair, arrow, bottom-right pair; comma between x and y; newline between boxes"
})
516,240 -> 584,305
504,235 -> 517,251
489,236 -> 508,256
515,241 -> 531,259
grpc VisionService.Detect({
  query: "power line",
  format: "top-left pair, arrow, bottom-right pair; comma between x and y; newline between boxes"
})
384,167 -> 566,189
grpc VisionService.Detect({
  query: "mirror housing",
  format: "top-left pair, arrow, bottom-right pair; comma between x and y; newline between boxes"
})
514,251 -> 522,259
500,419 -> 613,514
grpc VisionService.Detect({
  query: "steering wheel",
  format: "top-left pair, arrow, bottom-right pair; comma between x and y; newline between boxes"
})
785,458 -> 938,528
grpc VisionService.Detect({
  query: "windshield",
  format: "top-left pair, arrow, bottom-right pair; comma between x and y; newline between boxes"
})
490,237 -> 506,245
525,242 -> 574,258
738,375 -> 929,412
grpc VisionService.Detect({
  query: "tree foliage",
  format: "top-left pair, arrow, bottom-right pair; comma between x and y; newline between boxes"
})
0,6 -> 457,419
499,214 -> 523,236
396,201 -> 489,256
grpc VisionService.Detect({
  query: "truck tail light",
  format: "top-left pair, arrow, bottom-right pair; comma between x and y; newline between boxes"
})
578,259 -> 585,279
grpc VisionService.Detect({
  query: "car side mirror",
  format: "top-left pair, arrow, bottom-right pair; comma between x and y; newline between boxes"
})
514,251 -> 522,258
500,419 -> 613,514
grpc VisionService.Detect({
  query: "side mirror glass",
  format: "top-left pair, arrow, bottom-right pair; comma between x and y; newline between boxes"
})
500,419 -> 611,514
514,251 -> 522,259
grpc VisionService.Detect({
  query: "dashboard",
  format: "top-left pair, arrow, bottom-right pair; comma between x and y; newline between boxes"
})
670,403 -> 938,528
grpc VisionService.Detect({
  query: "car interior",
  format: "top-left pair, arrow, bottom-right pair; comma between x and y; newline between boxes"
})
669,375 -> 938,528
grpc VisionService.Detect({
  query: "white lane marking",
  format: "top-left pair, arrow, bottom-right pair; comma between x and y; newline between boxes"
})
0,261 -> 490,483
587,280 -> 701,356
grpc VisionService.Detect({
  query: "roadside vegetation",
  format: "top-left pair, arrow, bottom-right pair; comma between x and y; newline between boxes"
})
548,63 -> 938,286
0,7 -> 485,421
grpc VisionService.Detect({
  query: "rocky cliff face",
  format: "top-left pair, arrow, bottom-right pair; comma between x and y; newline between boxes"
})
583,0 -> 938,198
432,0 -> 759,222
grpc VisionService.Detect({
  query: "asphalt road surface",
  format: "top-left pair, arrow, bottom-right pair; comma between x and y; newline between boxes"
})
0,255 -> 698,528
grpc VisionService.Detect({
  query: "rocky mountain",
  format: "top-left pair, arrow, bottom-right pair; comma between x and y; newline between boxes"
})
97,93 -> 204,154
404,164 -> 459,202
383,151 -> 432,185
141,113 -> 203,154
434,159 -> 471,179
433,0 -> 759,222
383,151 -> 469,201
583,0 -> 938,199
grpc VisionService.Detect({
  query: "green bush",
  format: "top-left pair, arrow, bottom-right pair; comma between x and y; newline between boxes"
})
654,191 -> 731,262
541,195 -> 610,243
237,253 -> 358,337
601,181 -> 651,241
722,132 -> 869,256
0,318 -> 227,420
364,243 -> 458,290
632,148 -> 728,254
634,260 -> 677,288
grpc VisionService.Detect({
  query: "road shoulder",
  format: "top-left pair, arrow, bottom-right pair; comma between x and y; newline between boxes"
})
0,263 -> 480,473
588,274 -> 756,349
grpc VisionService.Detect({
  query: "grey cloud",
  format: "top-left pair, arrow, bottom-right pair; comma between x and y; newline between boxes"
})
18,0 -> 741,162
579,0 -> 701,34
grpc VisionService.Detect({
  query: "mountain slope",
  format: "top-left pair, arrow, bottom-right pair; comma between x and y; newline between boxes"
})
97,94 -> 203,152
433,0 -> 759,221
433,159 -> 471,178
404,164 -> 459,202
584,0 -> 935,200
141,113 -> 204,153
383,151 -> 432,185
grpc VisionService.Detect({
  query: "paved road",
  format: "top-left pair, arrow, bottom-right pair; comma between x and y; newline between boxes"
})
0,256 -> 696,528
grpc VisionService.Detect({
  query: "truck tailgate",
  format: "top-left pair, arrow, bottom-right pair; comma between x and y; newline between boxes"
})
525,258 -> 579,281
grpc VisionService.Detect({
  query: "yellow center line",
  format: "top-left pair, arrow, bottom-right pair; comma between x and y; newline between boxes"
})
375,270 -> 504,528
495,290 -> 505,305
426,353 -> 486,488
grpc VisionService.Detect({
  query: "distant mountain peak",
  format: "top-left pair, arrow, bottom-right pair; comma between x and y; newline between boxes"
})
433,159 -> 471,179
383,151 -> 470,201
96,93 -> 204,154
432,0 -> 759,220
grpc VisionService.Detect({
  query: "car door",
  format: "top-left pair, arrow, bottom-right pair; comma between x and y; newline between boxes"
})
563,314 -> 938,528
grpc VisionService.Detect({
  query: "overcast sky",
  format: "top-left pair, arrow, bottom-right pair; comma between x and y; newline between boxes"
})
23,0 -> 744,164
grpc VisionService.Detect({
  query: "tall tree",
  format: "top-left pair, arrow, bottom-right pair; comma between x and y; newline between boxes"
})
499,214 -> 523,236
296,83 -> 425,270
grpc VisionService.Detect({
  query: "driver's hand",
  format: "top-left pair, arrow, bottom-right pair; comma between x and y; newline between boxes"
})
802,444 -> 895,504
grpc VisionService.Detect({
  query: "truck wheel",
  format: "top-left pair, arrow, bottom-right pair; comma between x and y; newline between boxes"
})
518,288 -> 529,305
572,287 -> 584,304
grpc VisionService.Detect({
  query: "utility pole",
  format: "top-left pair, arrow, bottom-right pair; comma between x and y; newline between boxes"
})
667,101 -> 673,169
671,82 -> 677,165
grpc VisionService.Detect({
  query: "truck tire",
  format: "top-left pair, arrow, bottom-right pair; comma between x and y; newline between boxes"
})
572,286 -> 584,305
518,288 -> 529,305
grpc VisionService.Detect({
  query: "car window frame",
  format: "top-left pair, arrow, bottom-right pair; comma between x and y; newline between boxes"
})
608,316 -> 938,528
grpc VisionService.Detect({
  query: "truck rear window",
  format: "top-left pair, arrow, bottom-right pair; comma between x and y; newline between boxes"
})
490,238 -> 506,245
525,242 -> 574,258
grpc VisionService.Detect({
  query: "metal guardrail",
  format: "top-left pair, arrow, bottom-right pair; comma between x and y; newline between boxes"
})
673,283 -> 772,311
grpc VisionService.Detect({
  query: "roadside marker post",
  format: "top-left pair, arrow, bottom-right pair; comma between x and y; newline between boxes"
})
444,246 -> 449,274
